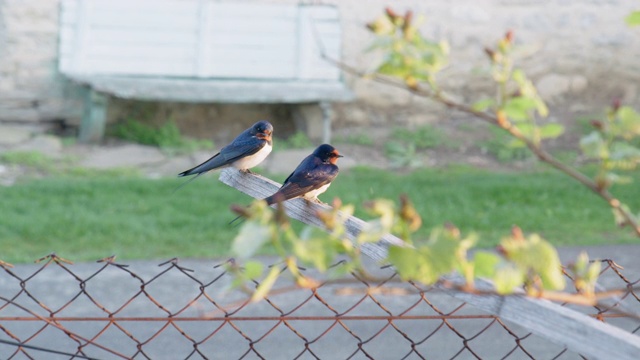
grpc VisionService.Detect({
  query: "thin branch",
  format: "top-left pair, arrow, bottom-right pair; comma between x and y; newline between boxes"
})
324,55 -> 640,237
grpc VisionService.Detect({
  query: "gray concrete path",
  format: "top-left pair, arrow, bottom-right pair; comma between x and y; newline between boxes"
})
0,246 -> 638,359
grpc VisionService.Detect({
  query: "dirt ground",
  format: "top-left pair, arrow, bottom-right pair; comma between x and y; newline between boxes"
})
87,70 -> 632,175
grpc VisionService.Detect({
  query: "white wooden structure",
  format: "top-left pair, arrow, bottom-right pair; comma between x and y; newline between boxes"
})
58,0 -> 353,142
219,168 -> 640,360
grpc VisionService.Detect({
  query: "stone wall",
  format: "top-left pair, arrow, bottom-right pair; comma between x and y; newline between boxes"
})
0,0 -> 84,125
332,0 -> 640,128
0,0 -> 639,139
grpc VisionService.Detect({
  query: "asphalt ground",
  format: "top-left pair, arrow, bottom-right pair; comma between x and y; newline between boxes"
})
0,245 -> 638,359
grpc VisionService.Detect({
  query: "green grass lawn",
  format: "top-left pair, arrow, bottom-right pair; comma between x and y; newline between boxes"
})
1,166 -> 639,263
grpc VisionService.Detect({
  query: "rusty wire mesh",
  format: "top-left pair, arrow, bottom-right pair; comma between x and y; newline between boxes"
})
0,254 -> 638,359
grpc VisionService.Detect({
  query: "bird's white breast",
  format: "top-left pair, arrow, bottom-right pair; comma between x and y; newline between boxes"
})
232,143 -> 272,170
303,183 -> 331,200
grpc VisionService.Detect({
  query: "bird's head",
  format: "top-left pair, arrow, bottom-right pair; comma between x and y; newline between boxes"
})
314,144 -> 343,165
253,120 -> 273,143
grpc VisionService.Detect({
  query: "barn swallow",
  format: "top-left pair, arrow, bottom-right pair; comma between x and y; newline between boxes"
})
264,144 -> 342,205
178,120 -> 273,183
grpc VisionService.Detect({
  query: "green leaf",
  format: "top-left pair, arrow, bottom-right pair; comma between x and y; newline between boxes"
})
227,261 -> 265,291
512,69 -> 526,84
493,264 -> 525,295
473,251 -> 501,278
585,261 -> 601,285
293,230 -> 337,272
368,16 -> 449,86
513,123 -> 536,142
506,138 -> 527,148
411,249 -> 441,285
501,233 -> 565,291
232,221 -> 272,259
533,237 -> 566,291
625,11 -> 640,26
389,228 -> 469,285
610,142 -> 640,161
357,220 -> 387,244
377,60 -> 411,78
243,261 -> 264,279
510,70 -> 548,118
615,106 -> 640,138
571,252 -> 601,296
580,131 -> 608,159
387,245 -> 421,280
455,233 -> 477,284
251,265 -> 281,302
604,172 -> 633,185
367,14 -> 395,35
472,98 -> 495,112
581,253 -> 601,283
428,229 -> 463,275
502,97 -> 538,121
365,199 -> 396,230
535,98 -> 549,118
538,123 -> 564,140
610,142 -> 640,162
572,251 -> 589,274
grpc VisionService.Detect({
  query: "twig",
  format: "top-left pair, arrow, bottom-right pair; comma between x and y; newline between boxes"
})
323,55 -> 640,237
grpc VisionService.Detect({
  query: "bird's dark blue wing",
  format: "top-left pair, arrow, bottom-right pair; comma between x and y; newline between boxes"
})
178,136 -> 266,177
265,160 -> 339,205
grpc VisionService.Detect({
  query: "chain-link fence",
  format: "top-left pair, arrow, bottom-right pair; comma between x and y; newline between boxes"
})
0,254 -> 638,359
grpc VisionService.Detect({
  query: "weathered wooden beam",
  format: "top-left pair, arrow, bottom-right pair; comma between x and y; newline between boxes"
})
449,278 -> 640,360
219,168 -> 640,360
219,168 -> 404,261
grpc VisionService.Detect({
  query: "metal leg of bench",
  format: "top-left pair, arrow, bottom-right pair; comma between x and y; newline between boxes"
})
319,101 -> 332,144
79,89 -> 108,143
